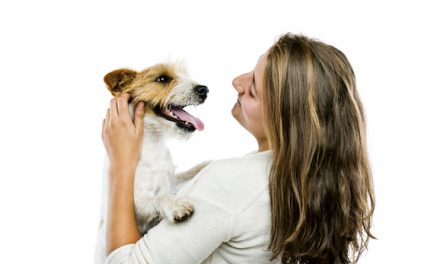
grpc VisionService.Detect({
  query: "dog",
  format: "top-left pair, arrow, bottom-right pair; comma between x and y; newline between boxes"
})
95,62 -> 210,263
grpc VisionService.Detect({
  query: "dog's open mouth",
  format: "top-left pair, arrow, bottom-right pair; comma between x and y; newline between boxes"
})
154,105 -> 204,132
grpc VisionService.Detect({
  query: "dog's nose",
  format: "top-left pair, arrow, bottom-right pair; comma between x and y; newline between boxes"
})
194,85 -> 209,96
194,85 -> 209,98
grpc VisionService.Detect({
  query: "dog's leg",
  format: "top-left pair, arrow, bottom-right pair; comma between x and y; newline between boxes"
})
135,185 -> 195,233
173,160 -> 211,185
135,196 -> 162,235
134,164 -> 173,234
155,193 -> 195,223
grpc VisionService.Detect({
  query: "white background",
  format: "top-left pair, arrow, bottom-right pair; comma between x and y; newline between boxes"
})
0,0 -> 439,263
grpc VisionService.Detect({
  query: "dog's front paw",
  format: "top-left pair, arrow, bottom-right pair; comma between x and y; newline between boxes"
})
166,197 -> 194,223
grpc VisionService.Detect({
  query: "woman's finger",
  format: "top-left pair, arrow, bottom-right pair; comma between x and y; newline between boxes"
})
105,108 -> 110,123
117,93 -> 131,120
134,101 -> 145,134
101,118 -> 105,140
109,98 -> 118,118
102,109 -> 110,140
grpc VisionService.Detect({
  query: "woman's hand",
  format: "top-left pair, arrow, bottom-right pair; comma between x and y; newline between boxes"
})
102,93 -> 145,173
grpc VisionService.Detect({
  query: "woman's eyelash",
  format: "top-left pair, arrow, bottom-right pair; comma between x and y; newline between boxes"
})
251,73 -> 257,96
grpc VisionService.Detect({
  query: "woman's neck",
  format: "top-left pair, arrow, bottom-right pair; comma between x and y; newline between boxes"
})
258,138 -> 269,152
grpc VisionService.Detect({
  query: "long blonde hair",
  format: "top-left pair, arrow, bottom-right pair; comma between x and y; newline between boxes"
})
263,33 -> 375,264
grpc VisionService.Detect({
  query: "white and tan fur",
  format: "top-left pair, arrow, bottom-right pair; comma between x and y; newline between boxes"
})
95,62 -> 210,263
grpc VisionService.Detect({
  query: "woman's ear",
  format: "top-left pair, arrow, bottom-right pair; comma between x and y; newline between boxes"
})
104,69 -> 137,96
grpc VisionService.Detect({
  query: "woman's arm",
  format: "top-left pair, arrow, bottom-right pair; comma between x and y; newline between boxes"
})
101,93 -> 145,255
106,165 -> 140,255
101,94 -> 234,264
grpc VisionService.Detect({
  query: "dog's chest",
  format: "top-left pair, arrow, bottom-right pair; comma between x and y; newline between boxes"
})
134,134 -> 175,197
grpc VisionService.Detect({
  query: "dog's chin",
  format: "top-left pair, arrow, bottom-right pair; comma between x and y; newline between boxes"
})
139,114 -> 192,139
158,118 -> 194,140
171,124 -> 195,140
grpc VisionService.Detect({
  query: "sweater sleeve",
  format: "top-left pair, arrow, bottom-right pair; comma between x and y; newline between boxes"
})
104,195 -> 233,264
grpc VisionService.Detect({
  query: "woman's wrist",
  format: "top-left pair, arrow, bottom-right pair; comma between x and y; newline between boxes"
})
109,161 -> 136,176
107,163 -> 137,191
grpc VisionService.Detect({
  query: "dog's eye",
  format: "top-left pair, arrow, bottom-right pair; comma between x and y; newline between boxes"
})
155,75 -> 172,83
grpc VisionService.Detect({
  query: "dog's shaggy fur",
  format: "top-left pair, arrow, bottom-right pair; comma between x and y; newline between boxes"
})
95,62 -> 210,263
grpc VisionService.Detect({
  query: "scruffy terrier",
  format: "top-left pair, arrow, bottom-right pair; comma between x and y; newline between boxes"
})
95,62 -> 210,263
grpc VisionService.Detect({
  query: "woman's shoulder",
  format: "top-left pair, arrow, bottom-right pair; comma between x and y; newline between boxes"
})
206,149 -> 272,171
198,150 -> 272,183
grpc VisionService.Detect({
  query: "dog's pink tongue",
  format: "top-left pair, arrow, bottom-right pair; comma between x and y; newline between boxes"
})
171,108 -> 204,131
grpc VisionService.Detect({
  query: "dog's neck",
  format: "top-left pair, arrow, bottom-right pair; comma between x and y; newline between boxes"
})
138,122 -> 173,164
125,104 -> 173,170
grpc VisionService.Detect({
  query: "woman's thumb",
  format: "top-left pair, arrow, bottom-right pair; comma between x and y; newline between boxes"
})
134,102 -> 145,133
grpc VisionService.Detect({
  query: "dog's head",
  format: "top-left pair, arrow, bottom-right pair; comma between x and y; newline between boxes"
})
104,63 -> 208,138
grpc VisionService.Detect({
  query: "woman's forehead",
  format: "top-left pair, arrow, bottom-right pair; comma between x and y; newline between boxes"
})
255,53 -> 267,72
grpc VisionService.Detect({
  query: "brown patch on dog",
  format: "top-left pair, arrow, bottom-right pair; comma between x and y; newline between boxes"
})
104,69 -> 137,96
104,64 -> 182,111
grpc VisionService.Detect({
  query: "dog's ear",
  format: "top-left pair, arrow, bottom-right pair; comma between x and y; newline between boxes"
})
104,69 -> 137,96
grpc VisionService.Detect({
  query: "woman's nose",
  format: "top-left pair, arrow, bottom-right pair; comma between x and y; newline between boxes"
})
232,72 -> 251,94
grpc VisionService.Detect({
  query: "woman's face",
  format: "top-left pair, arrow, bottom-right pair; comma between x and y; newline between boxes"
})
231,53 -> 268,151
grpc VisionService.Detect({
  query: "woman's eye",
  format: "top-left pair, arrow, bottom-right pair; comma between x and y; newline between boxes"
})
250,86 -> 256,97
156,75 -> 171,83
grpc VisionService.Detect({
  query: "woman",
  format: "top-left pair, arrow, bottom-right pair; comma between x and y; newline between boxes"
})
101,33 -> 375,264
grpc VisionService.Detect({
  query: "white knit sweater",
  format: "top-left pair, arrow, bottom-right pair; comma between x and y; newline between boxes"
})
103,150 -> 281,264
